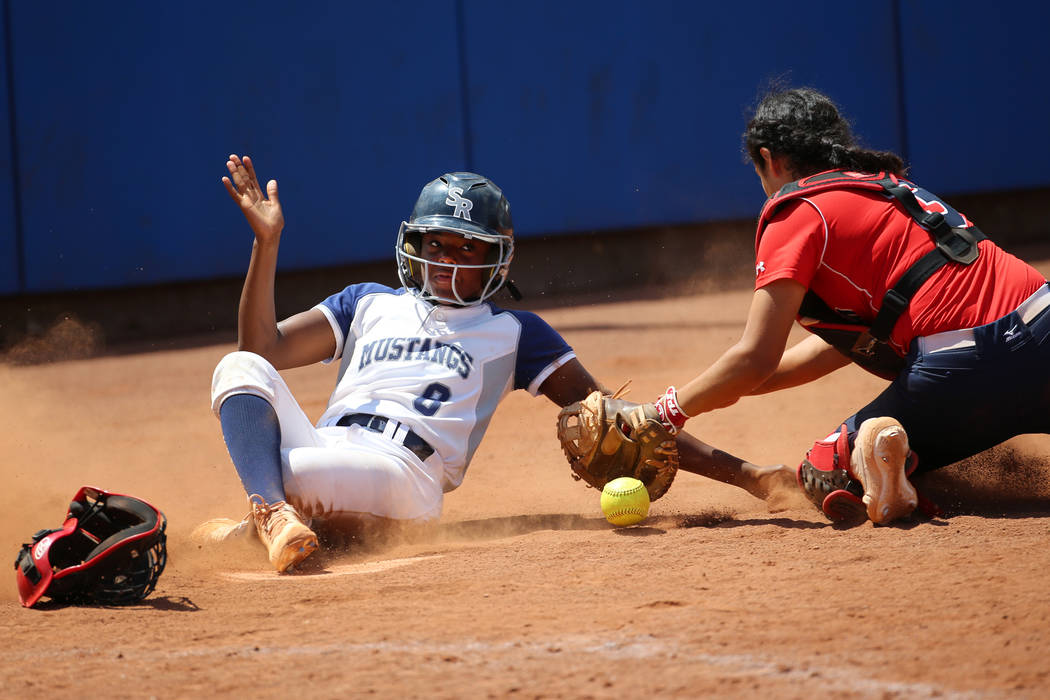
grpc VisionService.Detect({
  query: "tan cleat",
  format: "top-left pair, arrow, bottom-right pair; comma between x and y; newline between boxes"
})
248,495 -> 319,572
850,417 -> 919,524
190,514 -> 254,545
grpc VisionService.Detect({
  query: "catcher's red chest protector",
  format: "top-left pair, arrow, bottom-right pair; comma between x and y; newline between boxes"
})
756,170 -> 986,379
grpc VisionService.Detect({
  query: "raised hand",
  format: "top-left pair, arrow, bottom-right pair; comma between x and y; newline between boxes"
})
222,154 -> 284,243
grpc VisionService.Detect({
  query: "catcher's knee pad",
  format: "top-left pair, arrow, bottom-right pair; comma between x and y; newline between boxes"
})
211,351 -> 280,416
797,425 -> 867,522
798,423 -> 921,523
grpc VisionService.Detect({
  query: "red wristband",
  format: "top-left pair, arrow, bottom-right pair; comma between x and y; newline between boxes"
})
654,385 -> 690,433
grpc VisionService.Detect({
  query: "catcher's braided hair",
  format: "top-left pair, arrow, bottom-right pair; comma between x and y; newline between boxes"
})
744,87 -> 906,178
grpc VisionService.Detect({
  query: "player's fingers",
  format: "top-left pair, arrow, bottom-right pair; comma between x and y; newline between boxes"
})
225,158 -> 250,194
266,179 -> 279,203
221,176 -> 240,201
228,169 -> 250,197
244,156 -> 259,186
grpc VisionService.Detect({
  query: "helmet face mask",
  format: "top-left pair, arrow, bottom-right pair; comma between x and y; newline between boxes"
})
15,486 -> 167,608
397,225 -> 512,305
396,172 -> 514,306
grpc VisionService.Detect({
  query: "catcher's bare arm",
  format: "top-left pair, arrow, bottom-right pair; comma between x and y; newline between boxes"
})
653,280 -> 805,427
748,334 -> 850,395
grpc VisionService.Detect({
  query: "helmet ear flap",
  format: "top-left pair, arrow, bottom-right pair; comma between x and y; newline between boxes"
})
478,239 -> 513,296
397,225 -> 426,292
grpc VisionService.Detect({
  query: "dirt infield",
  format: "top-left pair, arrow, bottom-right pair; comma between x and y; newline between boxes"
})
3,277 -> 1050,699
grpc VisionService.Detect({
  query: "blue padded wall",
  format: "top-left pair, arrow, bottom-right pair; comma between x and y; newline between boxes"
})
8,2 -> 464,293
460,1 -> 902,236
2,1 -> 1047,294
898,1 -> 1050,193
0,1 -> 17,294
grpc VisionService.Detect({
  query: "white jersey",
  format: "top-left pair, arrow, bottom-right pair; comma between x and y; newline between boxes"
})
314,284 -> 575,489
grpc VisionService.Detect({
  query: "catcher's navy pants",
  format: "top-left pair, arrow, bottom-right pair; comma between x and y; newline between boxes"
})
845,282 -> 1050,471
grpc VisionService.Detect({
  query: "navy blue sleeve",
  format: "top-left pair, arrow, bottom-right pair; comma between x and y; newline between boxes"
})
504,309 -> 574,391
319,282 -> 398,332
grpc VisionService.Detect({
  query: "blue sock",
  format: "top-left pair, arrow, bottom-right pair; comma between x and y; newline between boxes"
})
218,394 -> 286,505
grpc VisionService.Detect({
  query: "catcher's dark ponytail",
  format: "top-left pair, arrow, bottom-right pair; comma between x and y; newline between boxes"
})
744,87 -> 905,177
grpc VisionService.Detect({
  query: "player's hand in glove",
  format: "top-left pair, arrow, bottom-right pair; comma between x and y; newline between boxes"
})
556,385 -> 679,501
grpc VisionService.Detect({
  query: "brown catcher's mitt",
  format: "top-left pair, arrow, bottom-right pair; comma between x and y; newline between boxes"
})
557,387 -> 679,501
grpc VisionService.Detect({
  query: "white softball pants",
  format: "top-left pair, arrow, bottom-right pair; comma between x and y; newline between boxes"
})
210,351 -> 444,522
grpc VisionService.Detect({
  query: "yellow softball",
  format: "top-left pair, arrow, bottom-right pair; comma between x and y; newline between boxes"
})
600,477 -> 650,526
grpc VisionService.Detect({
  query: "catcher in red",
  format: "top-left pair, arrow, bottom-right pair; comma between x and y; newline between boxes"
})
649,87 -> 1050,526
